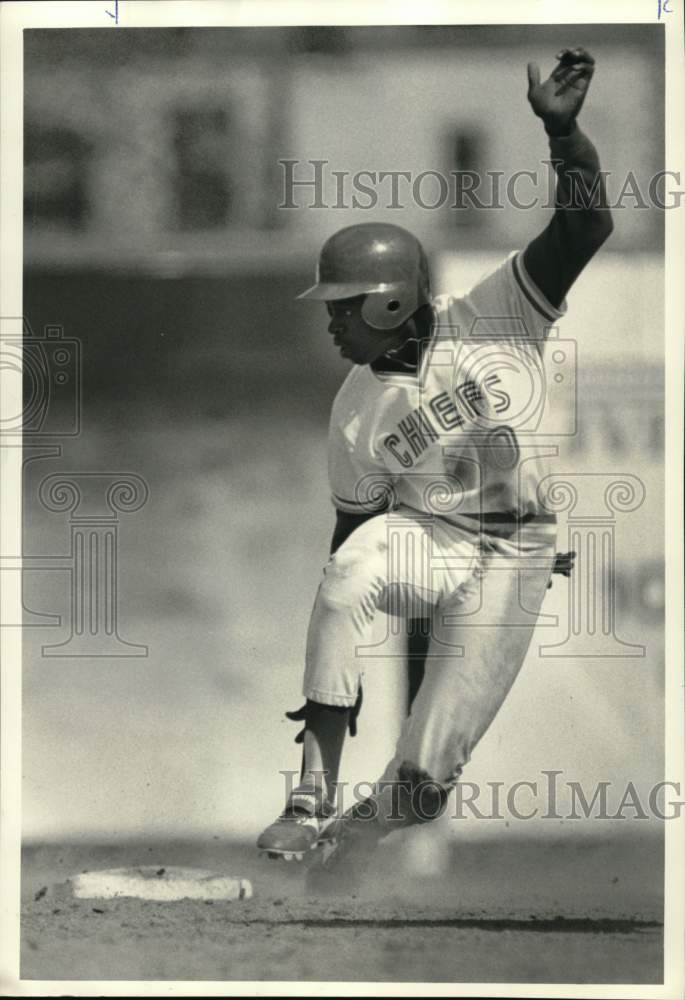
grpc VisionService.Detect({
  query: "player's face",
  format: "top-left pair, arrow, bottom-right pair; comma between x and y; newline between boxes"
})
326,297 -> 405,365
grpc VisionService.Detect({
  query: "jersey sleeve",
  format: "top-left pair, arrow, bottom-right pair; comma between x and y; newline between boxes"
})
460,250 -> 567,345
328,388 -> 395,515
443,253 -> 568,439
328,425 -> 394,514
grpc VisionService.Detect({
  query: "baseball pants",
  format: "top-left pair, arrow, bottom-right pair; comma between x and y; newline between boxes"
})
302,505 -> 557,811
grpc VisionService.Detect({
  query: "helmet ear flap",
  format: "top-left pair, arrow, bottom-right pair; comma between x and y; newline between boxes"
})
361,286 -> 418,331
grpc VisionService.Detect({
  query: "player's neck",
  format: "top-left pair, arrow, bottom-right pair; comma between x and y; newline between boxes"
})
371,305 -> 435,375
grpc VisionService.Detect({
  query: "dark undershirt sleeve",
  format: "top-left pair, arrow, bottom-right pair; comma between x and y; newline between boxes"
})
330,509 -> 383,554
523,125 -> 613,309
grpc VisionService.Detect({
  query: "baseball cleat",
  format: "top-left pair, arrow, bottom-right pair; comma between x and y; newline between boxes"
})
256,784 -> 337,861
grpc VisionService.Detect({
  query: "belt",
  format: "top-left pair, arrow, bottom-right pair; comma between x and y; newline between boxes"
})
459,510 -> 557,540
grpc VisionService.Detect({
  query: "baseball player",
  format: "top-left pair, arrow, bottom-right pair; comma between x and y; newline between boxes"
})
257,48 -> 611,875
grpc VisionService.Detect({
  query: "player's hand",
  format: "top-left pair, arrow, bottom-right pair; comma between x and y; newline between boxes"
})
548,550 -> 576,588
527,47 -> 595,136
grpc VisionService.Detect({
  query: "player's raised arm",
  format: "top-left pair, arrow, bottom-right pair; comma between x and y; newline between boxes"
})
523,47 -> 613,307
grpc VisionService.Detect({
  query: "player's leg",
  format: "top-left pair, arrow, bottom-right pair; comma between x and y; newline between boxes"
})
300,510 -> 478,794
257,509 -> 479,859
294,701 -> 350,811
338,524 -> 557,841
407,617 -> 431,711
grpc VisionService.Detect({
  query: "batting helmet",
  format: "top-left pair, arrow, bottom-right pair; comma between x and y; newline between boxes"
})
297,223 -> 431,331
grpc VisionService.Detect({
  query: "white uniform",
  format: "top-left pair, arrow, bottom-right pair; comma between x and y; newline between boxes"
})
328,250 -> 566,524
303,251 -> 566,817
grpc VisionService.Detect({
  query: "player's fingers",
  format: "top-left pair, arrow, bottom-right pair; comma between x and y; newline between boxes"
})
285,705 -> 307,722
552,63 -> 573,82
569,46 -> 595,64
556,46 -> 594,66
553,51 -> 580,75
552,58 -> 594,83
554,68 -> 592,96
294,728 -> 304,744
527,61 -> 541,90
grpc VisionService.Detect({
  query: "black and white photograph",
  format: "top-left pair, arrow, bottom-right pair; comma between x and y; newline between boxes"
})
1,1 -> 683,995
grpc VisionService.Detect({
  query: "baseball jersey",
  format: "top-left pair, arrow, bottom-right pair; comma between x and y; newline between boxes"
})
328,250 -> 567,525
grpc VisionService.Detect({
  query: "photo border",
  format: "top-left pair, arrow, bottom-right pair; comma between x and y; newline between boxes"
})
1,2 -> 682,997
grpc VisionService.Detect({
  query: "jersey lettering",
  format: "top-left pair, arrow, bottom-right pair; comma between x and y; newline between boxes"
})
483,373 -> 511,413
429,391 -> 464,431
384,433 -> 414,468
398,409 -> 439,458
384,397 -> 466,469
454,379 -> 486,419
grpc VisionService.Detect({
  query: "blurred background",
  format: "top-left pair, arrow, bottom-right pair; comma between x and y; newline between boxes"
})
21,25 -> 664,865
